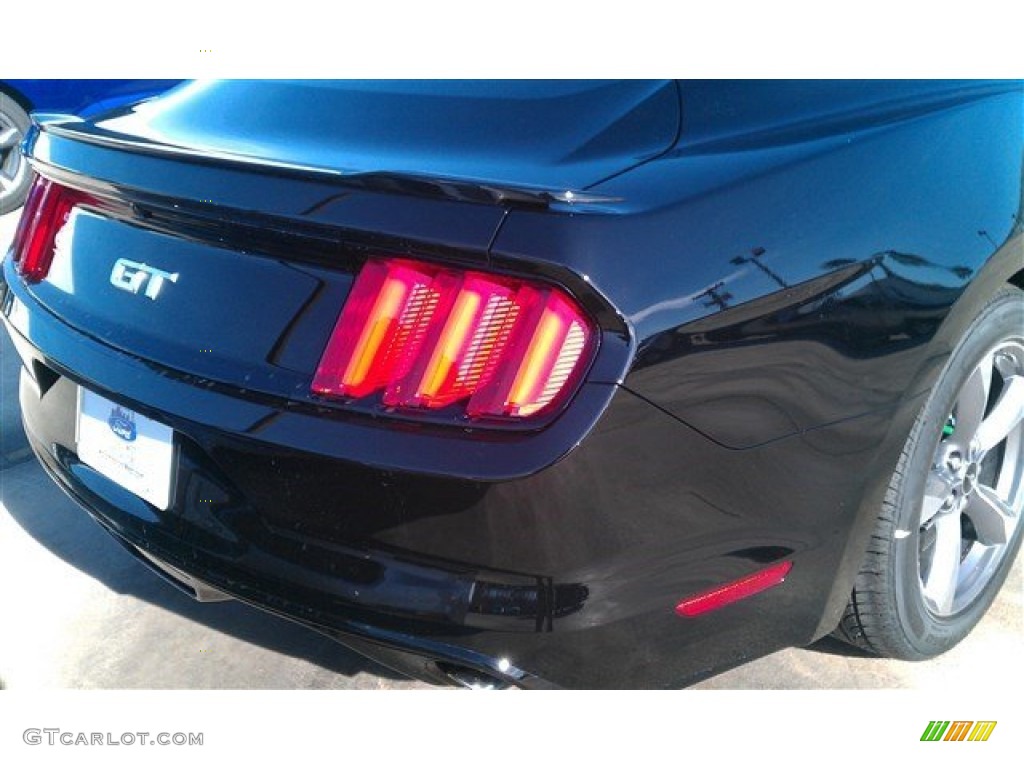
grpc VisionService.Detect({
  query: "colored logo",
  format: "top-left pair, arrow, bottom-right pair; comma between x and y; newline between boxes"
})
921,721 -> 997,742
108,406 -> 137,442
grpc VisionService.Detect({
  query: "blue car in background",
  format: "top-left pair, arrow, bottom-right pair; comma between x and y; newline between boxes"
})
0,80 -> 181,213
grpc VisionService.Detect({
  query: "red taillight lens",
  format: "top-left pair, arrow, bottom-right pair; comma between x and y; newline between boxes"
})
10,175 -> 49,262
313,257 -> 597,424
11,176 -> 94,283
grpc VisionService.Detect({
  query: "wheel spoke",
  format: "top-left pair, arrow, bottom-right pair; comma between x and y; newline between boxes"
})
922,511 -> 962,614
955,354 -> 994,445
921,473 -> 951,525
966,485 -> 1014,545
976,375 -> 1024,454
0,126 -> 18,150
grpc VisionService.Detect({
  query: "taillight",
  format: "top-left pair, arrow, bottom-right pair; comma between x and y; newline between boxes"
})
11,175 -> 95,283
313,257 -> 597,424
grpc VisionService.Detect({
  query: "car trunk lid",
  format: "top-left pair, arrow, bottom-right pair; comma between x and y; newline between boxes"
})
43,79 -> 680,196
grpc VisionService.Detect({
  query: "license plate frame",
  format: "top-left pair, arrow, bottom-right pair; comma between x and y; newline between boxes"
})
75,387 -> 177,511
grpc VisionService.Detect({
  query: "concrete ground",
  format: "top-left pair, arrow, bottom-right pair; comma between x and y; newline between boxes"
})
0,206 -> 1020,690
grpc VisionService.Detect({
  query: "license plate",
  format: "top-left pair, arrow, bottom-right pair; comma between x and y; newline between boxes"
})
76,388 -> 176,510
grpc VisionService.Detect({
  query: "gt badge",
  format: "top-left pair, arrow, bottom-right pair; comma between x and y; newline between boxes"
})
110,258 -> 179,299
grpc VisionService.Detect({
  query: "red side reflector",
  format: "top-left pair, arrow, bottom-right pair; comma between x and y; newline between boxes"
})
11,176 -> 95,283
674,561 -> 793,618
313,257 -> 596,424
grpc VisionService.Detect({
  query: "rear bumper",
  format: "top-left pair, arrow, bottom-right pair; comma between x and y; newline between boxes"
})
26,433 -> 556,688
2,254 -> 900,688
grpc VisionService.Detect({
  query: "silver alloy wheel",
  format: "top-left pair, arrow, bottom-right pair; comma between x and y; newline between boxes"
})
919,338 -> 1024,616
0,92 -> 32,214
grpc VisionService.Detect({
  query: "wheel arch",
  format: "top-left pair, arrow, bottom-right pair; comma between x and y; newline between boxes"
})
812,229 -> 1024,640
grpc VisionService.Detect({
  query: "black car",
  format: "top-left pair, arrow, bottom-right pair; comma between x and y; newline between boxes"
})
2,80 -> 1022,689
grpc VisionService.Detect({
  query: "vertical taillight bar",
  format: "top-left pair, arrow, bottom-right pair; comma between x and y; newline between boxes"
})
313,257 -> 596,424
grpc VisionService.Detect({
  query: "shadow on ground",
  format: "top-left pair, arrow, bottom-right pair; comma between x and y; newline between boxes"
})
805,635 -> 876,658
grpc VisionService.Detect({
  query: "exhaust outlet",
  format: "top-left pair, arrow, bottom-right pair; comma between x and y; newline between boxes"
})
437,663 -> 511,690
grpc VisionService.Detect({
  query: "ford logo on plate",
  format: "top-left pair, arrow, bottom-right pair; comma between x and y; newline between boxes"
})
108,406 -> 137,442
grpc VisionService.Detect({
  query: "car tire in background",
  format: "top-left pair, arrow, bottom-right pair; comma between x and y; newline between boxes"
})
0,88 -> 32,215
835,286 -> 1024,658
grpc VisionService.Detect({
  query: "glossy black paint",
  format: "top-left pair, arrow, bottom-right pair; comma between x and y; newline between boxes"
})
48,80 -> 680,193
2,80 -> 1022,688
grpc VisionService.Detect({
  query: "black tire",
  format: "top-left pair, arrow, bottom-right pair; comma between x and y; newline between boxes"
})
0,87 -> 33,215
835,286 -> 1024,659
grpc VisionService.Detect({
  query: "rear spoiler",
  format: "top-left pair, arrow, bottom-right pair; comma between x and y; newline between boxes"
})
32,114 -> 622,212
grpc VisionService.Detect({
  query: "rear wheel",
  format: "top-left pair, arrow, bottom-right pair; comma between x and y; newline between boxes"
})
835,287 -> 1024,658
0,88 -> 32,215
